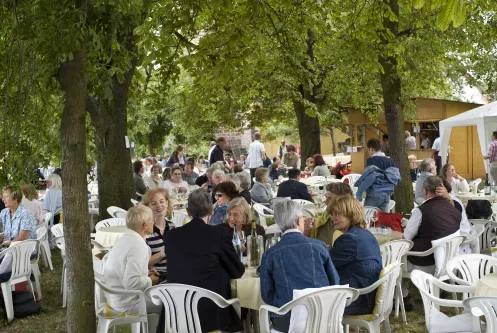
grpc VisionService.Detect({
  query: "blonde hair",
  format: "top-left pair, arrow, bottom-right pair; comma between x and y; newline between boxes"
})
327,196 -> 366,229
227,197 -> 252,224
408,155 -> 417,161
48,173 -> 62,189
126,205 -> 153,231
141,188 -> 173,216
20,183 -> 39,201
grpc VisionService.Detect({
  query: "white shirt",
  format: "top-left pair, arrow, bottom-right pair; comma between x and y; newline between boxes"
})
372,151 -> 386,157
208,145 -> 216,163
161,180 -> 189,197
449,177 -> 469,194
432,137 -> 441,152
406,136 -> 416,149
21,198 -> 44,226
103,229 -> 152,308
248,140 -> 265,168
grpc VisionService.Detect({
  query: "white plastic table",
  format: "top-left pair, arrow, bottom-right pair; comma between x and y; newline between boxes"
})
476,272 -> 497,296
94,225 -> 127,247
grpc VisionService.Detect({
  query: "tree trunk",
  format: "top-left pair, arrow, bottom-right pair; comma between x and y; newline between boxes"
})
56,48 -> 96,333
330,127 -> 337,156
379,0 -> 413,214
88,66 -> 136,219
294,98 -> 321,169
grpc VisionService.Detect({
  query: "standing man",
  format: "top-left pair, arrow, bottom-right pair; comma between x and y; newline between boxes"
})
248,132 -> 265,186
484,131 -> 497,182
355,139 -> 400,211
431,135 -> 442,175
133,160 -> 148,198
381,134 -> 390,156
209,137 -> 227,166
278,140 -> 287,157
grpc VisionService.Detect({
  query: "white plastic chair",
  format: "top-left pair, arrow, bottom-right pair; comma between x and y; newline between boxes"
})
341,173 -> 361,186
462,224 -> 485,254
107,206 -> 127,219
37,225 -> 53,270
253,203 -> 274,228
463,297 -> 497,333
53,236 -> 67,307
171,212 -> 191,227
95,276 -> 150,333
264,224 -> 282,251
89,207 -> 99,232
95,218 -> 126,231
363,206 -> 380,226
410,270 -> 476,333
469,219 -> 497,254
380,240 -> 413,323
50,223 -> 64,238
89,199 -> 99,209
131,198 -> 139,206
291,199 -> 314,206
388,200 -> 396,213
30,238 -> 43,301
342,262 -> 402,333
259,287 -> 359,333
446,254 -> 497,292
145,283 -> 241,333
0,240 -> 38,323
43,212 -> 52,227
91,239 -> 111,252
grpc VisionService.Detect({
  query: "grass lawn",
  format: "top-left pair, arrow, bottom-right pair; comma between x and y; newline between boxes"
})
0,250 -> 436,332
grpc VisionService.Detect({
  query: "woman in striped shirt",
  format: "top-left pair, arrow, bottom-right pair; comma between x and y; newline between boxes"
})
142,188 -> 175,282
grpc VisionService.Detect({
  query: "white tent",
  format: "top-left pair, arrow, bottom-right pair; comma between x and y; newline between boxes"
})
439,101 -> 497,173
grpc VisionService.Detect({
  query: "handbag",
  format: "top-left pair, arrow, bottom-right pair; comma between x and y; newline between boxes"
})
377,212 -> 403,232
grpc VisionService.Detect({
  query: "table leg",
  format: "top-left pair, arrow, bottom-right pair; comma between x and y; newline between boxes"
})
251,309 -> 260,333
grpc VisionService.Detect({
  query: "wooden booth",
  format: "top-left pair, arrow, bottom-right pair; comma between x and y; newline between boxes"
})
346,98 -> 484,180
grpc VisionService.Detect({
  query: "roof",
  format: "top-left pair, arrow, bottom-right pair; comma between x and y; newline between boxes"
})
439,101 -> 497,127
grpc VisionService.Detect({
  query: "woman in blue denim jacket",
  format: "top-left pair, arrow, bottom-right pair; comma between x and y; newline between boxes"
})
329,196 -> 382,315
260,200 -> 340,333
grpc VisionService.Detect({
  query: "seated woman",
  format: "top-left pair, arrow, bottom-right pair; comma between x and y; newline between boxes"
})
146,164 -> 162,190
165,145 -> 187,168
311,154 -> 330,177
328,196 -> 382,315
234,172 -> 252,205
260,200 -> 340,333
282,145 -> 300,169
43,173 -> 63,226
0,185 -> 37,281
307,182 -> 353,247
408,155 -> 418,182
161,166 -> 188,197
249,168 -> 273,204
440,163 -> 470,194
103,205 -> 161,314
20,183 -> 44,227
142,189 -> 176,282
217,197 -> 265,255
303,157 -> 314,177
208,181 -> 239,226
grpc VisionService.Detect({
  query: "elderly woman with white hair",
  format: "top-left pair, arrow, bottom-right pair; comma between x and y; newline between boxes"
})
415,158 -> 437,205
43,173 -> 63,226
235,171 -> 251,204
103,205 -> 161,314
250,168 -> 273,204
260,200 -> 340,333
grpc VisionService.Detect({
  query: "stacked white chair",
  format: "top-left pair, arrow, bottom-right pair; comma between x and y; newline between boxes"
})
380,240 -> 413,323
410,270 -> 475,333
50,223 -> 64,238
95,218 -> 126,231
0,240 -> 38,323
253,203 -> 274,228
43,212 -> 52,227
469,219 -> 497,255
259,287 -> 359,333
145,284 -> 241,333
343,262 -> 402,333
94,275 -> 150,333
107,206 -> 127,219
463,297 -> 497,332
388,200 -> 396,213
462,224 -> 485,254
131,198 -> 139,206
446,254 -> 497,299
37,225 -> 53,270
291,199 -> 314,206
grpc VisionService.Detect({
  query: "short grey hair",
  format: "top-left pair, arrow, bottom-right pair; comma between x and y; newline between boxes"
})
211,162 -> 224,170
48,173 -> 62,189
423,175 -> 443,194
126,205 -> 153,231
419,158 -> 436,173
205,168 -> 214,177
224,174 -> 241,191
187,188 -> 212,218
212,169 -> 225,180
273,200 -> 302,233
235,172 -> 251,190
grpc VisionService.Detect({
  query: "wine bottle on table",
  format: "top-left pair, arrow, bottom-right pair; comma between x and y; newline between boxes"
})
485,173 -> 491,195
249,221 -> 260,267
232,224 -> 243,263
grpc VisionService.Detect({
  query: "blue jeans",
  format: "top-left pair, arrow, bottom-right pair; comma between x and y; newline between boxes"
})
364,193 -> 391,212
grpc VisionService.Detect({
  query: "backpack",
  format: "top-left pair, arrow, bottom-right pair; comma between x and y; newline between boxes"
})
466,200 -> 492,220
10,291 -> 41,318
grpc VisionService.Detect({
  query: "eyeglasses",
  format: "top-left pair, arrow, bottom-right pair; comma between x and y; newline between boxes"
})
173,173 -> 182,176
215,193 -> 225,198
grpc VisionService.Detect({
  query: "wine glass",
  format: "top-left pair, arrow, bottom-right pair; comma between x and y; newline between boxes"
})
371,211 -> 379,229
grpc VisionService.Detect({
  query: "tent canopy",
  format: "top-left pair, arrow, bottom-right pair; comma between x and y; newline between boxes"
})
439,101 -> 497,173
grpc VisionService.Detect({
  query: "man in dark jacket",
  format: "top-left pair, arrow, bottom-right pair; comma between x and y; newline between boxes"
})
276,168 -> 313,202
161,188 -> 245,333
209,137 -> 227,166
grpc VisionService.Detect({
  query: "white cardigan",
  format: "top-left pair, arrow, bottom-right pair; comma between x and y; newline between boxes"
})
104,229 -> 152,308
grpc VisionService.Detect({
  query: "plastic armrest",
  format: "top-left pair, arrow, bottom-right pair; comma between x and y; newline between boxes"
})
431,279 -> 475,294
407,248 -> 436,257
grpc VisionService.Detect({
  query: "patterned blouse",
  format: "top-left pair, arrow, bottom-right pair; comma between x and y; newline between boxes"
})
0,206 -> 36,241
145,220 -> 176,276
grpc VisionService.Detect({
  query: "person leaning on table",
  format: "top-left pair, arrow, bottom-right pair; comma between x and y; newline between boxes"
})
102,205 -> 162,315
260,200 -> 340,333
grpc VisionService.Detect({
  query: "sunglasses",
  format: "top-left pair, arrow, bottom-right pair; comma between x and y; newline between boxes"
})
215,193 -> 225,198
